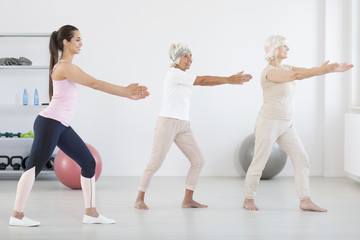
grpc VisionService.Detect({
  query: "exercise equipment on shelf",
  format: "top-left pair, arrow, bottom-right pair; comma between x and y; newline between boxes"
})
0,155 -> 10,170
21,154 -> 55,171
0,154 -> 54,172
10,156 -> 23,170
0,131 -> 34,138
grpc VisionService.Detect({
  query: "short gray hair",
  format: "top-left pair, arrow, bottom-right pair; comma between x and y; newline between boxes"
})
264,35 -> 287,62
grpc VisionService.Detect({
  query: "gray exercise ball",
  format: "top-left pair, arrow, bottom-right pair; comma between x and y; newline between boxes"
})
239,133 -> 287,179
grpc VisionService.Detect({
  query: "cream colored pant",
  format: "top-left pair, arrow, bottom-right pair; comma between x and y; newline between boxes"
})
244,116 -> 310,200
139,117 -> 205,192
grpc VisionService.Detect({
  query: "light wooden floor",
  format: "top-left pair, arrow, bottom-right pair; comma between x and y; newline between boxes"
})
0,175 -> 359,240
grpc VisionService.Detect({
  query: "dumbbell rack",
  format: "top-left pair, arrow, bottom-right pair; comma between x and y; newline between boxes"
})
0,112 -> 56,177
0,138 -> 55,176
0,106 -> 41,175
0,155 -> 23,171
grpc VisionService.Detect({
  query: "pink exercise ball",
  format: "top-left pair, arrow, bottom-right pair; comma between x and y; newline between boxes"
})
54,143 -> 102,189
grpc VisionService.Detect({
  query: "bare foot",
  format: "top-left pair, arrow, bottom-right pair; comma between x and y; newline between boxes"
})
182,199 -> 208,208
299,198 -> 327,212
135,199 -> 149,210
243,198 -> 259,211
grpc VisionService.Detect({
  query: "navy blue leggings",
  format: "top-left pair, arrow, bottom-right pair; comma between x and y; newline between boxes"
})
25,115 -> 96,178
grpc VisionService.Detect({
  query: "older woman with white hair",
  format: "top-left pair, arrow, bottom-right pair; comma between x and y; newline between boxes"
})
135,42 -> 252,210
243,35 -> 353,212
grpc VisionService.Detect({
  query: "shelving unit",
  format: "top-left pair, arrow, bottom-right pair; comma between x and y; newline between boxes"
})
0,33 -> 53,175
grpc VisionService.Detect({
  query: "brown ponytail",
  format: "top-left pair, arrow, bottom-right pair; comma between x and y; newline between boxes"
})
48,25 -> 78,100
49,31 -> 58,99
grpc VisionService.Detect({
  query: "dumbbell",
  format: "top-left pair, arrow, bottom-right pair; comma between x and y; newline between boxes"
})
0,155 -> 10,170
0,132 -> 9,138
10,156 -> 23,170
20,131 -> 34,138
0,132 -> 21,138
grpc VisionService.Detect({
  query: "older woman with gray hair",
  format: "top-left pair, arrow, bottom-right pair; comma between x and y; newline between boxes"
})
135,42 -> 252,210
243,35 -> 353,212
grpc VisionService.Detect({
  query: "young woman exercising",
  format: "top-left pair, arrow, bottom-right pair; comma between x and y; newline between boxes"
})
9,25 -> 149,226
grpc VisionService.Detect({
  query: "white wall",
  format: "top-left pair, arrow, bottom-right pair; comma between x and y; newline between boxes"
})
0,0 -> 354,177
322,0 -> 353,176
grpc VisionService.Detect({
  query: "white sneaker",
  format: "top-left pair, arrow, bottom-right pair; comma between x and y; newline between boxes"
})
9,216 -> 40,227
83,214 -> 116,224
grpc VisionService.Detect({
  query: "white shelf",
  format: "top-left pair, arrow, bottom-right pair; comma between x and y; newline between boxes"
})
0,170 -> 54,173
347,106 -> 360,110
0,65 -> 48,69
0,170 -> 55,178
0,105 -> 47,115
0,105 -> 47,109
0,138 -> 33,141
0,33 -> 51,38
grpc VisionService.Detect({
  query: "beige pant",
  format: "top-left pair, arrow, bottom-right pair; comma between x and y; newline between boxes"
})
244,116 -> 310,200
139,117 -> 205,192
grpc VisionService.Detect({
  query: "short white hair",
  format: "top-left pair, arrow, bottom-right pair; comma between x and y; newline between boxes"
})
264,35 -> 287,62
169,42 -> 191,67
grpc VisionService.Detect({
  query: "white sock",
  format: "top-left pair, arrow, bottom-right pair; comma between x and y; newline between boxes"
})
81,175 -> 96,208
13,167 -> 36,212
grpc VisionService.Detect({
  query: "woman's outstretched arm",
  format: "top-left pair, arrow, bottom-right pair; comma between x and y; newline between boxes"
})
193,71 -> 252,86
54,62 -> 149,100
266,61 -> 353,83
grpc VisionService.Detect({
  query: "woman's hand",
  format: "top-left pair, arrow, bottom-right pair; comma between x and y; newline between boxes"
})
229,71 -> 252,84
320,61 -> 354,74
332,62 -> 354,72
126,83 -> 150,100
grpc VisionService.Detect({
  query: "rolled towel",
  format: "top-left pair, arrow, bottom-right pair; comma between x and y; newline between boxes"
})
4,58 -> 19,65
18,57 -> 32,66
0,57 -> 32,65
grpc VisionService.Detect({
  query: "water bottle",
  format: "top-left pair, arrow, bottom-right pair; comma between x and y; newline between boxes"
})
23,88 -> 28,106
34,89 -> 39,106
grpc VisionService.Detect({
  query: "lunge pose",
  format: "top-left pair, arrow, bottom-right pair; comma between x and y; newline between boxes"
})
9,25 -> 149,227
135,42 -> 252,210
243,35 -> 353,212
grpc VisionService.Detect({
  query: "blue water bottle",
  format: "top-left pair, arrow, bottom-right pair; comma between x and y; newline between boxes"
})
34,89 -> 39,106
23,88 -> 28,106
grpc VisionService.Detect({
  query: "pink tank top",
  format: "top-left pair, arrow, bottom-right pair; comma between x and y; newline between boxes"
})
39,61 -> 78,127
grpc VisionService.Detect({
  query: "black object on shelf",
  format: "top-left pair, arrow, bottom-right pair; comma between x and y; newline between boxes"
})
21,154 -> 54,170
0,132 -> 21,138
10,156 -> 23,170
0,155 -> 10,170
